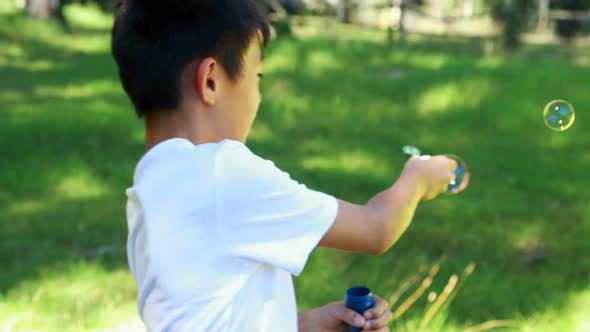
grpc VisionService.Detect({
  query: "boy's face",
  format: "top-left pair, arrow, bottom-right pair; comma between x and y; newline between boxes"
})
217,34 -> 264,143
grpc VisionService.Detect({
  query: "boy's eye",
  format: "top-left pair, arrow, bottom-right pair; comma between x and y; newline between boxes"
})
257,73 -> 264,78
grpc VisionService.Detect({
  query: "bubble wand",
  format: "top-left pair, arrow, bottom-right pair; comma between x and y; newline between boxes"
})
402,145 -> 470,194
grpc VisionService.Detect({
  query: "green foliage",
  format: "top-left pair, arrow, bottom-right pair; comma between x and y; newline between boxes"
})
273,17 -> 294,38
2,6 -> 590,331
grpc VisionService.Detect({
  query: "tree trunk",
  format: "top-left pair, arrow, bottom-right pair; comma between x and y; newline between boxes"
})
26,0 -> 58,18
54,0 -> 70,31
25,0 -> 71,31
337,0 -> 350,23
463,0 -> 475,19
399,0 -> 406,42
537,0 -> 550,32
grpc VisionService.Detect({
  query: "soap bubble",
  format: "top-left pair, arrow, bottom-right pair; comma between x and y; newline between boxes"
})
543,100 -> 575,131
445,154 -> 470,194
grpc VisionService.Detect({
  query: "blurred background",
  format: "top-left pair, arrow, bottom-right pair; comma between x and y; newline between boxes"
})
1,0 -> 589,331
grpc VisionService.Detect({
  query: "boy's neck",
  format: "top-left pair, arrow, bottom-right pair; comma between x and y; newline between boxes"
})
143,106 -> 240,152
144,107 -> 205,152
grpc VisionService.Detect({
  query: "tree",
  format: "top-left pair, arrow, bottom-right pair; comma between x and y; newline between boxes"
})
25,0 -> 57,18
489,0 -> 534,51
537,0 -> 551,31
337,0 -> 352,23
394,0 -> 426,43
25,0 -> 69,30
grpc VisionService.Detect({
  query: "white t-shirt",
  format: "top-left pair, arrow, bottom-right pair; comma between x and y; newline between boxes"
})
125,138 -> 338,332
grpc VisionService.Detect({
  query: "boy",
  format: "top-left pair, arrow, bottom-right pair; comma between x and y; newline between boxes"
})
111,0 -> 457,331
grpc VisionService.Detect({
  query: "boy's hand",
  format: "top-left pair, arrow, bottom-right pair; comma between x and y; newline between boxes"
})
298,295 -> 392,332
401,155 -> 457,201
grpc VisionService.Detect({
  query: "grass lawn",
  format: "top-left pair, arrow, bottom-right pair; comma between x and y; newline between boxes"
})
1,4 -> 589,332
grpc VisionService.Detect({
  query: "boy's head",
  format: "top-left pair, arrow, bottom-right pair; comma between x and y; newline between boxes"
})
111,0 -> 270,142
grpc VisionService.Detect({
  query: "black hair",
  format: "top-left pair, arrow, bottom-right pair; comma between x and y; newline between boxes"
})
111,0 -> 270,116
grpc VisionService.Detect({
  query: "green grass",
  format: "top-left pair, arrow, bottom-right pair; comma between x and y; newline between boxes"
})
2,5 -> 590,332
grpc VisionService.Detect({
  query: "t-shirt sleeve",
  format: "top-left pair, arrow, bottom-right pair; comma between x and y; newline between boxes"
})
215,142 -> 338,276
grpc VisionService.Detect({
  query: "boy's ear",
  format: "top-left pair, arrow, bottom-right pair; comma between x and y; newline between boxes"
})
195,57 -> 217,105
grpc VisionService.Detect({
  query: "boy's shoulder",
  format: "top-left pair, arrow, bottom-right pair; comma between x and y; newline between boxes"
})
137,138 -> 246,167
133,138 -> 264,185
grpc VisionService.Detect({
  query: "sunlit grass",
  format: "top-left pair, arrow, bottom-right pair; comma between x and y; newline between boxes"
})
7,199 -> 47,216
414,80 -> 494,116
33,80 -> 120,99
0,262 -> 139,332
2,7 -> 590,332
521,289 -> 590,332
63,3 -> 114,30
301,150 -> 392,178
56,171 -> 111,200
0,0 -> 20,14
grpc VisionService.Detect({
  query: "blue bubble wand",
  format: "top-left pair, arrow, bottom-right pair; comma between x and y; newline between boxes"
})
345,286 -> 375,332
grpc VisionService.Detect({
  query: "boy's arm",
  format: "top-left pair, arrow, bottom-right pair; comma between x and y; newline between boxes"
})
319,155 -> 456,255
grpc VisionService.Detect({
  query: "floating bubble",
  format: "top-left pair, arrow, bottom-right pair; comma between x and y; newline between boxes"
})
445,154 -> 470,194
543,100 -> 575,131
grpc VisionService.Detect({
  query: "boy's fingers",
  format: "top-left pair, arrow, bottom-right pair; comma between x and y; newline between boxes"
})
434,155 -> 458,171
331,304 -> 366,327
363,295 -> 389,319
364,310 -> 392,330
